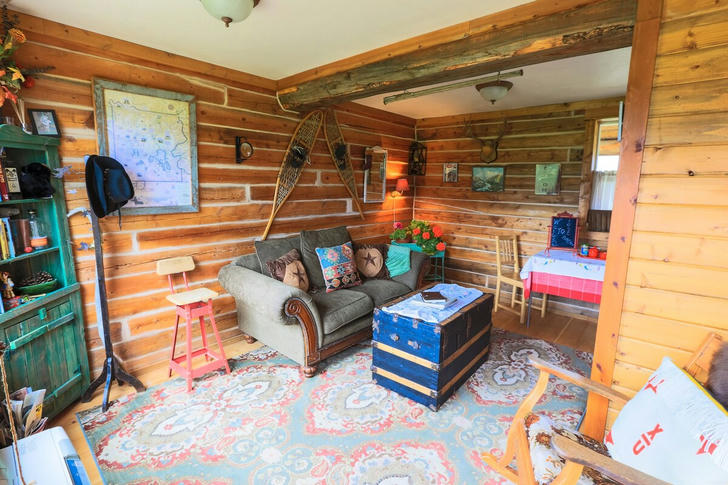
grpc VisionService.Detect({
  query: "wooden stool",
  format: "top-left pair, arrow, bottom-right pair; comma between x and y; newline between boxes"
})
156,256 -> 230,392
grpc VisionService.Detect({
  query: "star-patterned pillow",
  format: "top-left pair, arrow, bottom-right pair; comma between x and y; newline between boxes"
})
265,248 -> 310,292
353,243 -> 390,280
314,241 -> 361,293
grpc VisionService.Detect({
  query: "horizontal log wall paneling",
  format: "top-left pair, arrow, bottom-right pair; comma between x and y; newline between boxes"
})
414,99 -> 620,318
13,13 -> 414,375
608,0 -> 728,425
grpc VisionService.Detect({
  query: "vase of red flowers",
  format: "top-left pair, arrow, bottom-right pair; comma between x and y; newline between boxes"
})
409,220 -> 446,254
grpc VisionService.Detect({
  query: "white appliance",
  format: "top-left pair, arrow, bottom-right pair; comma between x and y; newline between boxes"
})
0,427 -> 91,485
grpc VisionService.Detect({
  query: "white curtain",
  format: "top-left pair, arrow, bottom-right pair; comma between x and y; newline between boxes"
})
591,171 -> 617,210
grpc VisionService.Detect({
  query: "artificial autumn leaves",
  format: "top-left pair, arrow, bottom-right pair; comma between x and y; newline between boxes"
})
0,7 -> 48,108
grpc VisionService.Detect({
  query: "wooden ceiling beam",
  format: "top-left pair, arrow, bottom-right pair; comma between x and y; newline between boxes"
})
277,0 -> 636,111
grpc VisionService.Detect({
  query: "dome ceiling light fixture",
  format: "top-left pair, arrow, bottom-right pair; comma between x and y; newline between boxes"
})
382,69 -> 523,105
475,76 -> 514,105
200,0 -> 261,27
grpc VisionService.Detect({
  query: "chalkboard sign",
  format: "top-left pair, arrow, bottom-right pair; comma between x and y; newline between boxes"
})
548,214 -> 579,251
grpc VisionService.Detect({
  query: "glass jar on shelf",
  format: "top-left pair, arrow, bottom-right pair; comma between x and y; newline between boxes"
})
28,210 -> 48,250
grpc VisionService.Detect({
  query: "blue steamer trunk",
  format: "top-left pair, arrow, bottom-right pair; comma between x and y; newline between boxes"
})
371,292 -> 493,410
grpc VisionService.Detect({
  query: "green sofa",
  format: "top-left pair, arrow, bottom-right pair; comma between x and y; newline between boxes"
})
218,226 -> 430,376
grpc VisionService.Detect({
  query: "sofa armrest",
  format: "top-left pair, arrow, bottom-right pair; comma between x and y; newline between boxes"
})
218,263 -> 322,331
392,250 -> 431,290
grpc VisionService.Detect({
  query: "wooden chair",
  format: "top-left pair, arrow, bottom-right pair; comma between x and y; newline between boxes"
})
481,332 -> 724,485
157,256 -> 231,392
494,235 -> 546,324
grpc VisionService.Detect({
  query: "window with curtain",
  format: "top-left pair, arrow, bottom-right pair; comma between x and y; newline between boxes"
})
587,121 -> 620,232
591,155 -> 618,211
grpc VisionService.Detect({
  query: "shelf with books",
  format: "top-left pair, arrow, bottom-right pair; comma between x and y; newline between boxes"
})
0,246 -> 59,266
0,124 -> 89,420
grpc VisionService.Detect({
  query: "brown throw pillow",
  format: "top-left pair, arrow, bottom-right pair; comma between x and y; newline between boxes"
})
265,248 -> 309,292
354,243 -> 390,280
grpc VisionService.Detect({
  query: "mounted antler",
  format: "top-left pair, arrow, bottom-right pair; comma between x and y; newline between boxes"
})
464,119 -> 510,164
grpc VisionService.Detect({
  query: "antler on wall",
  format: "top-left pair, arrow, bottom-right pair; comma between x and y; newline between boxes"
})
464,119 -> 511,164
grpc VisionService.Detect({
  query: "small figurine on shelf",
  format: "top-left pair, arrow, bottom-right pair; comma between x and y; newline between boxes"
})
1,271 -> 14,300
0,271 -> 20,309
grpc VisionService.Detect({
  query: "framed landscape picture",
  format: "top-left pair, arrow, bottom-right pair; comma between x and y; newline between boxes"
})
93,78 -> 198,214
472,166 -> 505,192
535,163 -> 561,195
443,162 -> 458,182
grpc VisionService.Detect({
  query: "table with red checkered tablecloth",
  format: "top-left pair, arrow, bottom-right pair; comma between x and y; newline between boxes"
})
520,249 -> 605,325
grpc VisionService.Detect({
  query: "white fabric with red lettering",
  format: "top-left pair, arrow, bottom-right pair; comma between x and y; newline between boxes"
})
605,357 -> 728,484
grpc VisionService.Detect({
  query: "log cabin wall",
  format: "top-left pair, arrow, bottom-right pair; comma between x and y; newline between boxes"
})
414,99 -> 620,317
607,0 -> 728,423
12,13 -> 414,374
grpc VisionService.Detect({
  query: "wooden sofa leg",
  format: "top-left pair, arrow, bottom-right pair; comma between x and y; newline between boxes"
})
243,334 -> 257,344
303,365 -> 317,378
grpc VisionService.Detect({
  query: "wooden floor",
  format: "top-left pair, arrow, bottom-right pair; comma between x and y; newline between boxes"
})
493,306 -> 597,353
52,311 -> 596,484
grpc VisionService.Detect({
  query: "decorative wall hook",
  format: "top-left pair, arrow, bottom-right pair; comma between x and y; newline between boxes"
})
235,136 -> 254,163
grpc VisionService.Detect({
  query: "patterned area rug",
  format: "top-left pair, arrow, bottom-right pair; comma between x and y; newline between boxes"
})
78,328 -> 592,484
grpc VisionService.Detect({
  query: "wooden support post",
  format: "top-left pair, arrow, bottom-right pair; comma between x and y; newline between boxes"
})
577,120 -> 598,231
583,0 -> 663,439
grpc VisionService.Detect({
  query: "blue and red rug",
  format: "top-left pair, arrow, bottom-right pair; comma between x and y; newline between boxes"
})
78,328 -> 592,484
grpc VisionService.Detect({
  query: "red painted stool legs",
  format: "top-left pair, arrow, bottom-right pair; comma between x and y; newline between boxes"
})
167,299 -> 230,391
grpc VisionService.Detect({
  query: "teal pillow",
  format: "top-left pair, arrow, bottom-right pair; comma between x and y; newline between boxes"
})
386,245 -> 411,277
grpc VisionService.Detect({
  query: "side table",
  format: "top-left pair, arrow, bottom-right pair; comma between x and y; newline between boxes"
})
391,242 -> 445,283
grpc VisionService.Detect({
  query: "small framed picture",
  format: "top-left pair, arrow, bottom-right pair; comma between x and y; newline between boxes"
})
443,162 -> 458,183
535,163 -> 561,195
27,109 -> 61,137
472,165 -> 505,192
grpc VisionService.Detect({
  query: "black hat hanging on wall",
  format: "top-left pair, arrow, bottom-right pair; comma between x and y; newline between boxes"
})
85,155 -> 135,222
288,145 -> 308,168
235,136 -> 254,163
19,163 -> 55,198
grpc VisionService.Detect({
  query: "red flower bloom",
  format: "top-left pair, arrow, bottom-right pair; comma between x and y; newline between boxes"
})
412,227 -> 421,236
436,242 -> 446,251
432,225 -> 442,238
422,232 -> 431,240
393,221 -> 403,229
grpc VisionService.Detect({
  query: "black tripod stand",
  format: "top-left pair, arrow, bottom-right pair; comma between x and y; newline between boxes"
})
79,210 -> 145,411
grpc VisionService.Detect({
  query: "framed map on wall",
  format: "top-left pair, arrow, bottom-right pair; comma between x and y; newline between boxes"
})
92,79 -> 198,214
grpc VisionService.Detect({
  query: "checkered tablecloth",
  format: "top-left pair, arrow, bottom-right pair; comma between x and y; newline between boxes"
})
521,249 -> 605,303
524,272 -> 603,303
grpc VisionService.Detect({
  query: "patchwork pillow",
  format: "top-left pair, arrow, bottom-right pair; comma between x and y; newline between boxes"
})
300,226 -> 352,289
385,244 -> 411,278
353,243 -> 390,280
525,413 -> 618,485
606,357 -> 728,485
314,241 -> 361,293
265,248 -> 309,292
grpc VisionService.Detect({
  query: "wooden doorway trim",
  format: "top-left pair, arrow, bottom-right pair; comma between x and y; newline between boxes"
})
582,0 -> 663,438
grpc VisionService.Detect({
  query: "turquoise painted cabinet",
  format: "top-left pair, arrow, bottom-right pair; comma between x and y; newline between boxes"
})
0,125 -> 89,419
